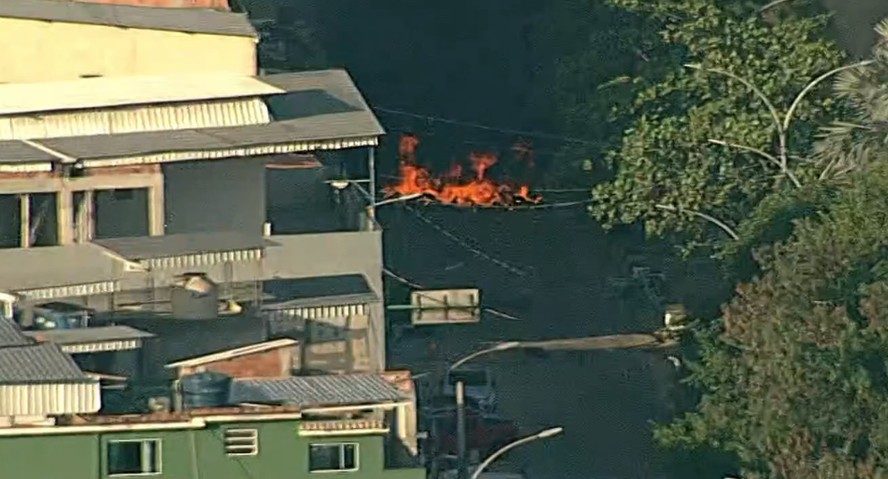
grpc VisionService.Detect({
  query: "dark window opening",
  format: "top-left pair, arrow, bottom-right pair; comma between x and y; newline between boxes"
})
0,194 -> 21,248
29,193 -> 58,247
309,443 -> 357,472
107,439 -> 160,476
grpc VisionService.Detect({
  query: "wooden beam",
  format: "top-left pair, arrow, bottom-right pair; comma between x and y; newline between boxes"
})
19,193 -> 29,248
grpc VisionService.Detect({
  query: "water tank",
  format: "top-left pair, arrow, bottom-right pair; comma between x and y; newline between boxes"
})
171,273 -> 219,320
180,371 -> 232,409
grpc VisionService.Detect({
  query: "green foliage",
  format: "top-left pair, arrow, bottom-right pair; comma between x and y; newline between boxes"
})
719,182 -> 839,281
658,162 -> 888,478
590,0 -> 845,247
814,19 -> 888,178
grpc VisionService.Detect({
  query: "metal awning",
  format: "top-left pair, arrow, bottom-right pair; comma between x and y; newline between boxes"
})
24,326 -> 155,354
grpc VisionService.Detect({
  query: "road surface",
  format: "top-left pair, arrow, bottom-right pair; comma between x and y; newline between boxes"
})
384,206 -> 705,479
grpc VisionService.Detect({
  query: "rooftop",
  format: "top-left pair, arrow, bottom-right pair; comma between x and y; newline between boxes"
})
263,274 -> 378,310
0,75 -> 283,116
0,342 -> 95,384
0,318 -> 32,348
0,71 -> 384,169
24,326 -> 155,347
93,231 -> 268,261
0,0 -> 256,37
0,243 -> 131,294
229,374 -> 407,408
166,338 -> 298,369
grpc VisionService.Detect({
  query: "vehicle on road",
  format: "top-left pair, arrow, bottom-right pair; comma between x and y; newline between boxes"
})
442,366 -> 497,412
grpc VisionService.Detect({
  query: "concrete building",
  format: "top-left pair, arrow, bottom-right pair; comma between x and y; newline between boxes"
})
0,0 -> 257,83
0,68 -> 390,373
0,69 -> 380,247
74,0 -> 230,9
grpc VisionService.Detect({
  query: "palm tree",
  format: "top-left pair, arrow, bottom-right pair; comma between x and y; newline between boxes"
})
814,18 -> 888,179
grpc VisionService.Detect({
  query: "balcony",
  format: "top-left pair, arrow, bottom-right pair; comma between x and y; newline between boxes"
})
266,153 -> 378,235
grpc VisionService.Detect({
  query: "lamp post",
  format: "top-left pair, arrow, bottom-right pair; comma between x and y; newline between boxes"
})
685,60 -> 874,187
449,341 -> 522,479
469,427 -> 564,479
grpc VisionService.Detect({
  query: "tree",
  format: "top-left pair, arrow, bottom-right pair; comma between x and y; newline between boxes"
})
656,160 -> 888,478
813,19 -> 888,179
590,0 -> 845,248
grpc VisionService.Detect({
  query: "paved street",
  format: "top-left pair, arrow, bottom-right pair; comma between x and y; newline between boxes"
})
384,206 -> 695,479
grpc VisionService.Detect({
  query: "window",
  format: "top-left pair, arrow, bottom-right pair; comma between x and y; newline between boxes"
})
309,443 -> 358,472
107,439 -> 161,476
224,428 -> 259,456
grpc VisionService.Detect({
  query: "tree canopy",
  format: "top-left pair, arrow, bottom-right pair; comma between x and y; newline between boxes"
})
590,0 -> 846,248
657,157 -> 888,478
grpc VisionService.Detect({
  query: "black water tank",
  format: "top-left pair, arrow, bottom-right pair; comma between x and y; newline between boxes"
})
180,371 -> 232,409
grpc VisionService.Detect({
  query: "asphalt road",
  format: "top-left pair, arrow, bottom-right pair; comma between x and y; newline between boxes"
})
384,205 -> 696,479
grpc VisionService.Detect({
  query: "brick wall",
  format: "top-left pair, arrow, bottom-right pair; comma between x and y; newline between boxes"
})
179,346 -> 294,379
72,0 -> 230,10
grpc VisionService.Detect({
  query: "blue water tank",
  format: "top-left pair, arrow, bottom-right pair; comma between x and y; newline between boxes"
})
180,371 -> 232,409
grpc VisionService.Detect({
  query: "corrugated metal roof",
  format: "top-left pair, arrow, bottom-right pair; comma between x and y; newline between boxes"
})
166,338 -> 297,368
0,0 -> 257,37
93,231 -> 267,260
263,274 -> 378,310
0,98 -> 271,140
0,343 -> 93,384
23,110 -> 382,164
0,75 -> 281,116
229,374 -> 407,407
262,69 -> 375,113
0,244 -> 127,293
23,326 -> 155,346
0,141 -> 56,163
0,319 -> 32,348
0,69 -> 383,166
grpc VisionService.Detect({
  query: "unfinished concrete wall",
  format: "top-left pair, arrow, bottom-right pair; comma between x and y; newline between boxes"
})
163,158 -> 266,236
265,233 -> 385,372
175,345 -> 295,379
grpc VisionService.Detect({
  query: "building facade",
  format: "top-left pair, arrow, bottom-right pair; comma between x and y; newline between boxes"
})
0,413 -> 424,479
74,0 -> 230,9
0,0 -> 256,83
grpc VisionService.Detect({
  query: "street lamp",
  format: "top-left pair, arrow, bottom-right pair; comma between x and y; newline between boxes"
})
449,341 -> 522,479
685,60 -> 874,188
469,427 -> 564,479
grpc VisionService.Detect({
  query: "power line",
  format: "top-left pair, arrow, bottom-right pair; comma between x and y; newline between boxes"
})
410,198 -> 593,211
382,268 -> 521,322
372,106 -> 600,145
403,204 -> 534,277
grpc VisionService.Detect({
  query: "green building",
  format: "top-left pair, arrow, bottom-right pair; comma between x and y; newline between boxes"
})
0,408 -> 426,479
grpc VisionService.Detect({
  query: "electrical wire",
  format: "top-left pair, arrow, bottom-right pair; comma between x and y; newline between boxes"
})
372,106 -> 600,145
382,268 -> 521,322
403,204 -> 534,277
405,198 -> 593,211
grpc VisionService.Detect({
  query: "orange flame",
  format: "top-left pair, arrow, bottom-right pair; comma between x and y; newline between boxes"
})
385,135 -> 542,207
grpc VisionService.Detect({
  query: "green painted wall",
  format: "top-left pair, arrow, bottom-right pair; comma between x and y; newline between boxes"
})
0,419 -> 425,479
0,433 -> 100,479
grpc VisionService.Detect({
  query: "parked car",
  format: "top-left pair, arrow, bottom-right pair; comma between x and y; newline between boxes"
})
442,366 -> 497,412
